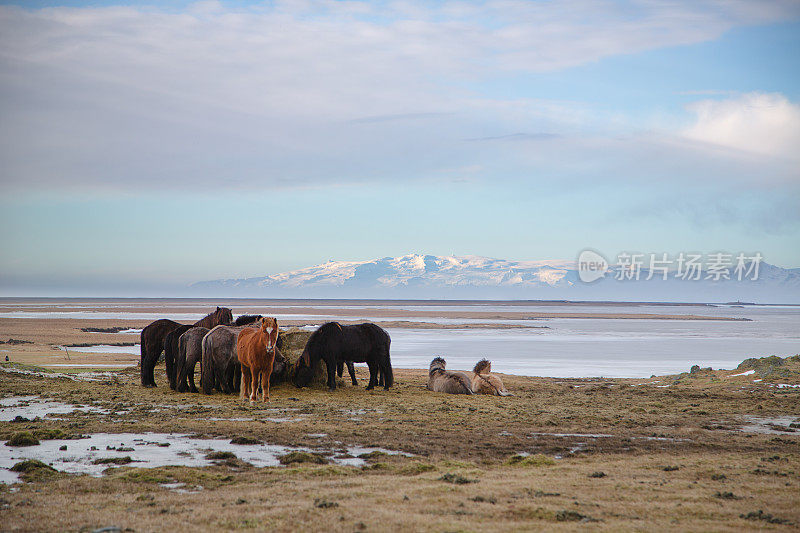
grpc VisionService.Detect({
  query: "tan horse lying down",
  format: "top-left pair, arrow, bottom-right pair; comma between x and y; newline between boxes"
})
469,359 -> 512,396
427,357 -> 473,395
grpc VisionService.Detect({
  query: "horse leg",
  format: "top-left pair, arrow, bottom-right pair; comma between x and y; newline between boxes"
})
261,360 -> 273,402
337,360 -> 344,378
249,366 -> 259,402
366,360 -> 377,390
165,340 -> 176,390
325,358 -> 337,391
240,366 -> 250,400
346,361 -> 357,386
141,339 -> 158,387
188,360 -> 198,393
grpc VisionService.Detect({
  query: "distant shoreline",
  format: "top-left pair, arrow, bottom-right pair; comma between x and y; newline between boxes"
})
1,296 -> 798,306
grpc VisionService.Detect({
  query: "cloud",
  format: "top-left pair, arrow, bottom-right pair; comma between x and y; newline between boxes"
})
465,132 -> 560,142
0,1 -> 798,191
683,92 -> 800,161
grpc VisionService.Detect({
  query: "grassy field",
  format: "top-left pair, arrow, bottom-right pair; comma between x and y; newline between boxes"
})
1,355 -> 799,532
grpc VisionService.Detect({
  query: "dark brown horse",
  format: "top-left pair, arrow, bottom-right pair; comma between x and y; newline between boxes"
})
139,307 -> 232,387
294,322 -> 393,391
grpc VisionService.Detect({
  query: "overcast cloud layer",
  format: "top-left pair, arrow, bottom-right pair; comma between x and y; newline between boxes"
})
1,0 -> 799,192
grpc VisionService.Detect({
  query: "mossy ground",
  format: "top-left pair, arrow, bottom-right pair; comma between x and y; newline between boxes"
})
0,355 -> 798,531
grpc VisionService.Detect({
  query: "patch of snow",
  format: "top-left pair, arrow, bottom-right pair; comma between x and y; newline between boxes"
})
729,370 -> 755,377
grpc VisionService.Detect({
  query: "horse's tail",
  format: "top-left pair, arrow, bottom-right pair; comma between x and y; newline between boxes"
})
140,330 -> 148,385
380,331 -> 393,388
383,360 -> 394,388
201,331 -> 213,395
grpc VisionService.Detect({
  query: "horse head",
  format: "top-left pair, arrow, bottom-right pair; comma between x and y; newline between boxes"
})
429,356 -> 446,373
260,317 -> 279,353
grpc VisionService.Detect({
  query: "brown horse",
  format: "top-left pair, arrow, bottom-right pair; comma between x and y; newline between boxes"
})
469,359 -> 512,396
237,317 -> 279,402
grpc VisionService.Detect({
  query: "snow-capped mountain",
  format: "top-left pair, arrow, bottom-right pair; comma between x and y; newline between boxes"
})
191,253 -> 800,303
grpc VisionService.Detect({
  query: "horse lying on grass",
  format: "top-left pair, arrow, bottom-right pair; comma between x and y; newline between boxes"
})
427,357 -> 513,395
237,317 -> 279,402
469,359 -> 513,396
293,322 -> 393,392
427,357 -> 473,395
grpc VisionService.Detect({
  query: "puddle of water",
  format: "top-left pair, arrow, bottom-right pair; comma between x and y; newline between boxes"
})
775,383 -> 800,389
47,364 -> 132,368
529,432 -> 614,438
61,345 -> 140,355
0,396 -> 108,421
0,433 -> 413,482
0,366 -> 117,382
160,481 -> 203,493
739,416 -> 800,434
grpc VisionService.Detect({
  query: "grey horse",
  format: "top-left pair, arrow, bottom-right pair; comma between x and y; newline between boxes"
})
427,357 -> 473,395
176,326 -> 210,393
201,325 -> 242,395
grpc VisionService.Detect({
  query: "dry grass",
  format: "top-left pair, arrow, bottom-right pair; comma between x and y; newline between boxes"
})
1,357 -> 799,531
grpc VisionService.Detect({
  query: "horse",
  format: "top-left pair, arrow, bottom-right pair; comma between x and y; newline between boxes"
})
294,322 -> 393,392
427,357 -> 473,395
201,325 -> 243,395
237,317 -> 279,402
139,306 -> 232,387
234,314 -> 263,326
176,326 -> 210,393
164,324 -> 194,390
469,359 -> 512,396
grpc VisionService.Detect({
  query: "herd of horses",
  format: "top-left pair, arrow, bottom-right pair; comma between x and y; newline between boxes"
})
139,306 -> 510,400
139,307 -> 395,400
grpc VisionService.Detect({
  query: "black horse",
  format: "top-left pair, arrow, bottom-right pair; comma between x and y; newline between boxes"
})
139,307 -> 232,387
294,322 -> 393,391
234,314 -> 263,326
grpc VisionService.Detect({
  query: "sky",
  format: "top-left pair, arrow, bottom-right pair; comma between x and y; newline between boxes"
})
0,0 -> 798,296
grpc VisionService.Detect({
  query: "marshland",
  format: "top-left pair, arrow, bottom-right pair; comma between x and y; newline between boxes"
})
1,299 -> 798,531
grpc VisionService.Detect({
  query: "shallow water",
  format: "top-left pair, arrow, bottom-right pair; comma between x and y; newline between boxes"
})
0,396 -> 109,421
0,432 -> 411,483
4,301 -> 799,378
61,344 -> 140,355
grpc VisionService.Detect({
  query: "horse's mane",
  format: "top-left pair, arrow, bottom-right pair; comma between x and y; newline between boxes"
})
473,359 -> 491,374
429,357 -> 446,375
193,307 -> 233,328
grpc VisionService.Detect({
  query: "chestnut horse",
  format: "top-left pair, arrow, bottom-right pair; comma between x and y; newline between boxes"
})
237,317 -> 279,402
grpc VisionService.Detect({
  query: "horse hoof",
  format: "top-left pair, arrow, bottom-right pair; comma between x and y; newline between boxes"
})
327,387 -> 335,392
365,385 -> 374,391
